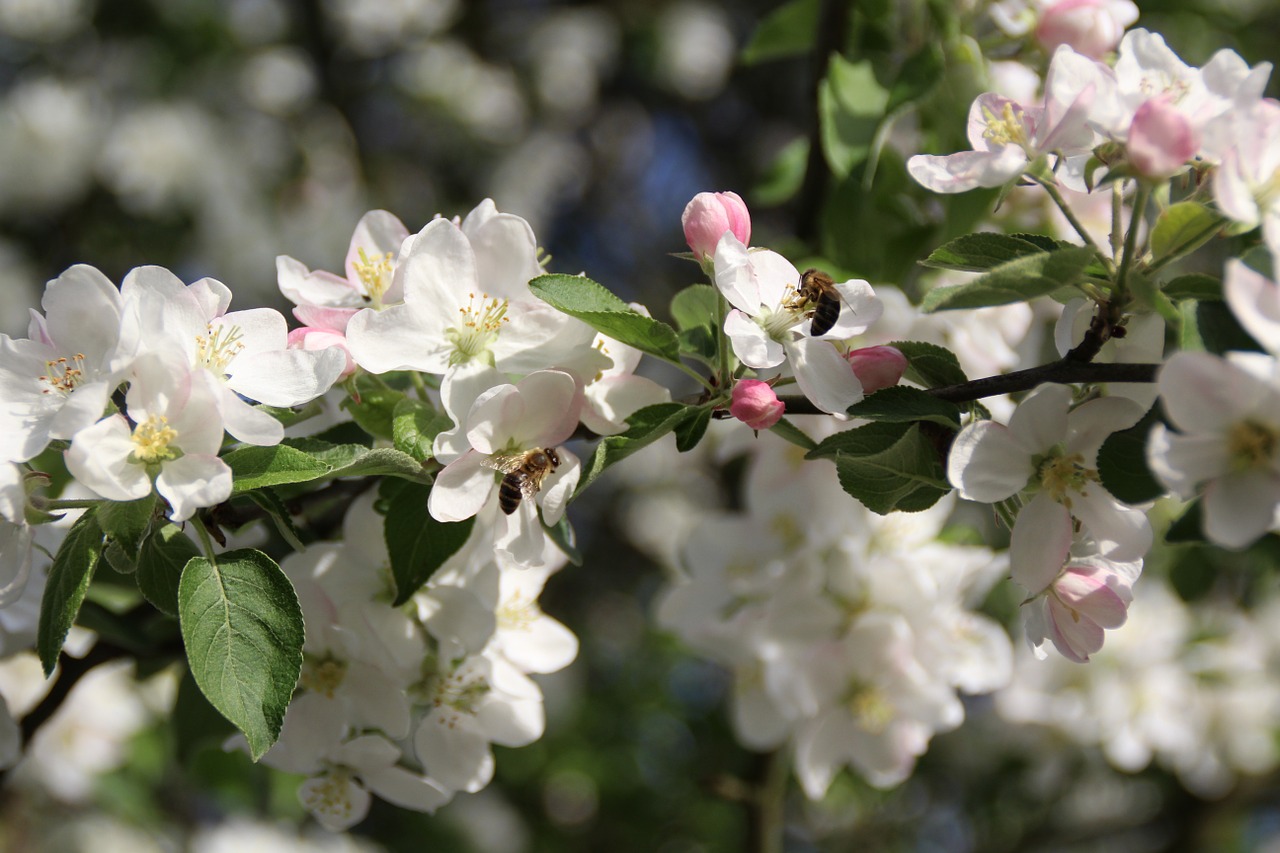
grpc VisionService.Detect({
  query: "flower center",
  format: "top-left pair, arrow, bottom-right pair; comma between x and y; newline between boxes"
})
432,666 -> 491,715
38,353 -> 87,395
497,593 -> 540,632
301,657 -> 349,698
445,292 -> 509,366
131,415 -> 179,463
1038,451 -> 1098,509
758,299 -> 806,340
982,102 -> 1031,149
844,679 -> 894,735
1227,419 -> 1278,471
302,768 -> 357,824
195,323 -> 245,377
353,247 -> 396,309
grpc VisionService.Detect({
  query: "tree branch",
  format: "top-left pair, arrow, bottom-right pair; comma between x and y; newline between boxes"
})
776,360 -> 1162,414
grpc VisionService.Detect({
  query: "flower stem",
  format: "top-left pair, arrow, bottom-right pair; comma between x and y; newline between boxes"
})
1115,182 -> 1150,301
190,515 -> 219,563
1035,176 -> 1114,273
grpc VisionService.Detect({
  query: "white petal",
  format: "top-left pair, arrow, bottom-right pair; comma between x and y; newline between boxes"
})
219,389 -> 283,446
1009,492 -> 1073,595
156,454 -> 232,521
345,302 -> 450,375
429,452 -> 494,522
1225,260 -> 1280,355
362,764 -> 451,814
787,337 -> 863,415
65,417 -> 151,502
1008,384 -> 1071,453
227,347 -> 345,407
42,265 -> 123,366
299,773 -> 370,832
947,420 -> 1033,502
1202,468 -> 1280,549
725,309 -> 783,369
1071,488 -> 1152,562
414,711 -> 495,794
712,233 -> 759,312
907,148 -> 1028,193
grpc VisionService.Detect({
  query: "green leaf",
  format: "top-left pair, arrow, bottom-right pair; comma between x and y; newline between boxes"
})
675,405 -> 713,452
38,507 -> 103,675
768,417 -> 818,451
845,386 -> 961,427
381,480 -> 476,606
806,422 -> 950,514
530,274 -> 682,364
920,232 -> 1055,272
179,549 -> 304,761
1009,233 -> 1069,253
98,495 -> 157,554
325,446 -> 430,481
920,246 -> 1096,312
225,444 -> 332,492
819,55 -> 890,178
137,523 -> 201,617
677,327 -> 718,364
1195,300 -> 1264,356
670,284 -> 720,332
103,540 -> 137,575
1162,273 -> 1222,301
888,341 -> 969,389
341,374 -> 406,440
1150,201 -> 1223,263
1096,407 -> 1165,504
740,0 -> 819,64
244,489 -> 306,553
574,403 -> 692,499
885,44 -> 944,114
754,137 -> 809,206
393,397 -> 452,462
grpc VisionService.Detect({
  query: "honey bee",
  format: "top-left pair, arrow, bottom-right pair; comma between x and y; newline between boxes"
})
483,447 -> 561,515
792,268 -> 843,337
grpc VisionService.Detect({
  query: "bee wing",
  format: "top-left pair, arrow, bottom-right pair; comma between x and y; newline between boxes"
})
518,474 -> 543,501
483,453 -> 527,474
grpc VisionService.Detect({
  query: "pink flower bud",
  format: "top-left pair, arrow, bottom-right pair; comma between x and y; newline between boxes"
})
1127,95 -> 1198,179
1044,562 -> 1133,662
1035,0 -> 1137,59
845,346 -> 907,394
682,191 -> 751,261
288,327 -> 356,380
730,379 -> 783,430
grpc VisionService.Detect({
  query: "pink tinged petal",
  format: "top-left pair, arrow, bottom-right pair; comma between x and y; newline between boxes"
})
538,448 -> 579,526
724,309 -> 783,369
346,302 -> 451,375
907,148 -> 1028,194
1201,468 -> 1280,549
947,420 -> 1033,502
156,454 -> 232,521
41,265 -> 122,366
341,668 -> 413,739
1070,488 -> 1152,561
1147,427 -> 1229,498
729,379 -> 784,429
1009,492 -> 1074,595
1054,565 -> 1131,629
293,303 -> 359,332
226,347 -> 345,407
65,416 -> 151,502
219,389 -> 284,446
787,336 -> 864,415
299,773 -> 371,832
712,233 -> 760,311
1047,596 -> 1105,662
414,711 -> 495,794
361,764 -> 451,814
683,191 -> 752,260
845,346 -> 907,394
1008,384 -> 1071,454
429,452 -> 494,523
1128,96 -> 1198,178
1225,260 -> 1280,355
288,328 -> 355,380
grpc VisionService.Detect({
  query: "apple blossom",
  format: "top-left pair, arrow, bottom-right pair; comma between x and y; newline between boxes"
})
990,0 -> 1138,59
713,233 -> 881,415
1147,350 -> 1280,549
1208,99 -> 1280,256
845,345 -> 907,394
1126,95 -> 1197,178
1022,552 -> 1138,663
729,379 -> 784,429
682,190 -> 751,263
1224,259 -> 1280,353
0,265 -> 134,463
65,355 -> 232,522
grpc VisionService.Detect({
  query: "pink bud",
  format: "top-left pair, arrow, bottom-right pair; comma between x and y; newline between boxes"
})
288,327 -> 356,380
729,379 -> 783,430
682,191 -> 751,260
1035,0 -> 1136,59
845,346 -> 907,394
1045,563 -> 1134,662
1127,96 -> 1198,179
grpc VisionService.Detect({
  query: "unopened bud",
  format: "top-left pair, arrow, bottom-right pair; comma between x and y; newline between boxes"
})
1127,96 -> 1197,179
682,191 -> 751,262
729,379 -> 783,430
845,346 -> 907,394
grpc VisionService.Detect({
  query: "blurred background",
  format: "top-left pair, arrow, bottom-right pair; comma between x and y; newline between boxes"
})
4,0 -> 1280,851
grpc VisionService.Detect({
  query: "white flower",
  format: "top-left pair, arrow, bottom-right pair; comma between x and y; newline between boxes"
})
298,734 -> 451,831
1209,101 -> 1280,257
1225,258 -> 1280,354
345,203 -> 594,376
65,355 -> 231,522
0,265 -> 133,463
1021,545 -> 1140,663
713,234 -> 880,414
948,384 -> 1152,578
428,369 -> 583,569
1147,350 -> 1280,548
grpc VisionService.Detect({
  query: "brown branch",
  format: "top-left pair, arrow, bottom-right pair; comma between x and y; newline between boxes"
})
776,360 -> 1162,414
